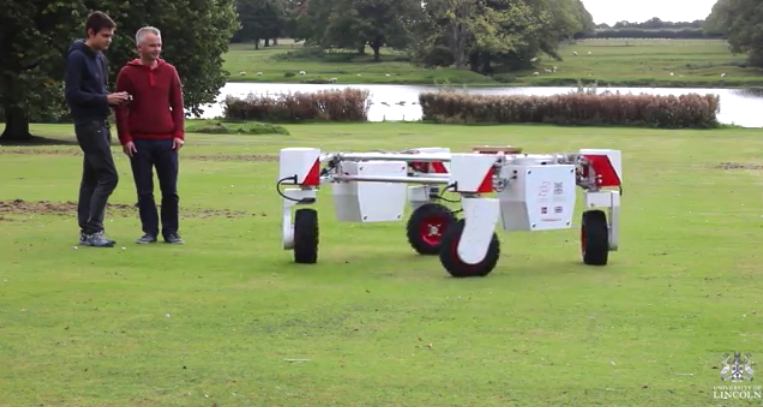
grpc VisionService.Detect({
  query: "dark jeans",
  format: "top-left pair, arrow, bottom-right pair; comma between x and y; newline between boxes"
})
75,119 -> 119,235
130,138 -> 179,238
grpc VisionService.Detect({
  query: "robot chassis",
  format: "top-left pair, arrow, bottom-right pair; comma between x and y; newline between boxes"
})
277,145 -> 622,277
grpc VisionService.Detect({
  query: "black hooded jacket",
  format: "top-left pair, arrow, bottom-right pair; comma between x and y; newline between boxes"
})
64,39 -> 111,122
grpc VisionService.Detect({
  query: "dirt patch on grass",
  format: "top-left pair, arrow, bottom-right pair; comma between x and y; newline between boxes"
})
0,148 -> 80,156
0,199 -> 129,216
715,162 -> 763,170
0,199 -> 259,220
187,154 -> 278,162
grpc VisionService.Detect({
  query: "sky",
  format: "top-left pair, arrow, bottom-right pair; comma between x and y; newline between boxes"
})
580,0 -> 719,25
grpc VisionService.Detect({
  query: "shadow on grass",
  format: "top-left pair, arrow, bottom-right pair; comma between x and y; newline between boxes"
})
269,250 -> 610,282
0,135 -> 78,146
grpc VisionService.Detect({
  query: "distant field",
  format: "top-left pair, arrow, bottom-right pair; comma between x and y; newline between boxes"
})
525,38 -> 761,87
222,38 -> 763,88
222,39 -> 490,85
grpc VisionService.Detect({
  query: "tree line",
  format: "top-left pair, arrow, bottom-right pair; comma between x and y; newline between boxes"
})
233,0 -> 597,72
588,17 -> 720,39
595,17 -> 704,30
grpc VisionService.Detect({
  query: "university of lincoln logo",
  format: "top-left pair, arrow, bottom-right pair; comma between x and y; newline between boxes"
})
720,352 -> 754,382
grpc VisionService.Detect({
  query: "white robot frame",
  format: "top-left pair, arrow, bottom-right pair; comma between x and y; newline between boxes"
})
277,145 -> 622,277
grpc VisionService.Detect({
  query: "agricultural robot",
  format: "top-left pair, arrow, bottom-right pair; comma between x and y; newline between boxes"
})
276,145 -> 622,277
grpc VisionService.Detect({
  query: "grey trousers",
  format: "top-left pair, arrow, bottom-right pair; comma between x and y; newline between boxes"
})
74,119 -> 119,234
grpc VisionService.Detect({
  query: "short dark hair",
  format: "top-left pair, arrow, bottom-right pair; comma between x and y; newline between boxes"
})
85,11 -> 116,36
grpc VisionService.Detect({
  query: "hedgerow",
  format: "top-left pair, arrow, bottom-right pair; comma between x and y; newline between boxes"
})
223,89 -> 370,122
418,91 -> 721,128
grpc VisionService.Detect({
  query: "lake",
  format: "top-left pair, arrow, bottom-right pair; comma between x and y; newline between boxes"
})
200,82 -> 763,128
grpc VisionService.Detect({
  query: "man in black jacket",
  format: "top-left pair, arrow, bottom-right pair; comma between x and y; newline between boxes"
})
64,11 -> 130,247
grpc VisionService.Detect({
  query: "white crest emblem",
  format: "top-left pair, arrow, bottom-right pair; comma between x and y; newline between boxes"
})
720,352 -> 754,382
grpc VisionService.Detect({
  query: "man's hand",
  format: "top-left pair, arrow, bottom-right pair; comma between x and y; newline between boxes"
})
107,92 -> 130,106
123,141 -> 137,157
172,137 -> 185,151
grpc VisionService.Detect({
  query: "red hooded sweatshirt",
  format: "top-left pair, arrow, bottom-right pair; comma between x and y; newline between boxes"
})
114,58 -> 185,145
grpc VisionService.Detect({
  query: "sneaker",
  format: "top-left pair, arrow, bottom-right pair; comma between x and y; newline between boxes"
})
136,233 -> 157,244
164,233 -> 184,244
82,231 -> 115,247
80,232 -> 115,245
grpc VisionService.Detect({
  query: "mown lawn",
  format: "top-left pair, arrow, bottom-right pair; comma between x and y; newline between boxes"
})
1,121 -> 762,406
222,38 -> 763,88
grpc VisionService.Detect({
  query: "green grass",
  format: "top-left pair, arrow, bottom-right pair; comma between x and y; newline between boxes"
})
2,121 -> 763,406
521,38 -> 763,88
222,38 -> 763,88
223,39 -> 490,85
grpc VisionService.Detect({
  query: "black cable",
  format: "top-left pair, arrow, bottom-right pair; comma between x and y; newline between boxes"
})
277,176 -> 303,203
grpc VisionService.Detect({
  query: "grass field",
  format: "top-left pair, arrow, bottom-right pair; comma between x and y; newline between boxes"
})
2,121 -> 763,406
223,38 -> 763,88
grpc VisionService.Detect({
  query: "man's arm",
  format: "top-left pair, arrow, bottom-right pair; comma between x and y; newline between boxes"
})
170,67 -> 185,140
114,68 -> 133,145
64,51 -> 109,109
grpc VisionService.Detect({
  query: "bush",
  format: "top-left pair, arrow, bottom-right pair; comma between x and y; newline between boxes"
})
185,120 -> 290,135
418,91 -> 721,129
223,88 -> 371,122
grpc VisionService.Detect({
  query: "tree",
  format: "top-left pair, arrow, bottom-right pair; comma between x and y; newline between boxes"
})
704,0 -> 763,66
0,0 -> 88,140
0,0 -> 239,141
236,0 -> 287,49
412,0 -> 483,69
294,0 -> 420,60
409,0 -> 595,73
330,0 -> 422,61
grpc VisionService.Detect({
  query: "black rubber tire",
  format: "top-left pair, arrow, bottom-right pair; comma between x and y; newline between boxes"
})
581,209 -> 608,266
406,203 -> 458,255
294,208 -> 319,264
439,219 -> 500,277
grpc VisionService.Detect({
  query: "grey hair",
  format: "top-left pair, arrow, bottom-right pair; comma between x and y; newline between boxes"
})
135,26 -> 161,44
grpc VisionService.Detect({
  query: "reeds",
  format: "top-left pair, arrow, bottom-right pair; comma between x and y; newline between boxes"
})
419,91 -> 721,128
223,88 -> 371,122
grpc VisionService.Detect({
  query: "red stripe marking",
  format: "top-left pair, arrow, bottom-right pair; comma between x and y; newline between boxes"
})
476,167 -> 495,193
302,158 -> 321,186
431,162 -> 448,173
583,154 -> 620,187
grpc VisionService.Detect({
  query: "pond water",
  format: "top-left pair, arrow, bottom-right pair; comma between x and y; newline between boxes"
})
199,82 -> 763,128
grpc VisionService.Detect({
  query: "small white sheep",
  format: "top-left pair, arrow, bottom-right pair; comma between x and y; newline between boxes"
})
299,70 -> 306,75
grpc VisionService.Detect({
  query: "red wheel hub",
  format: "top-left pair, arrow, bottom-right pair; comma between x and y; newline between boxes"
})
420,215 -> 447,246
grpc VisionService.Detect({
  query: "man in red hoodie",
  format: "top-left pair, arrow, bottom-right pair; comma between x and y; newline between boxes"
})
115,26 -> 185,244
